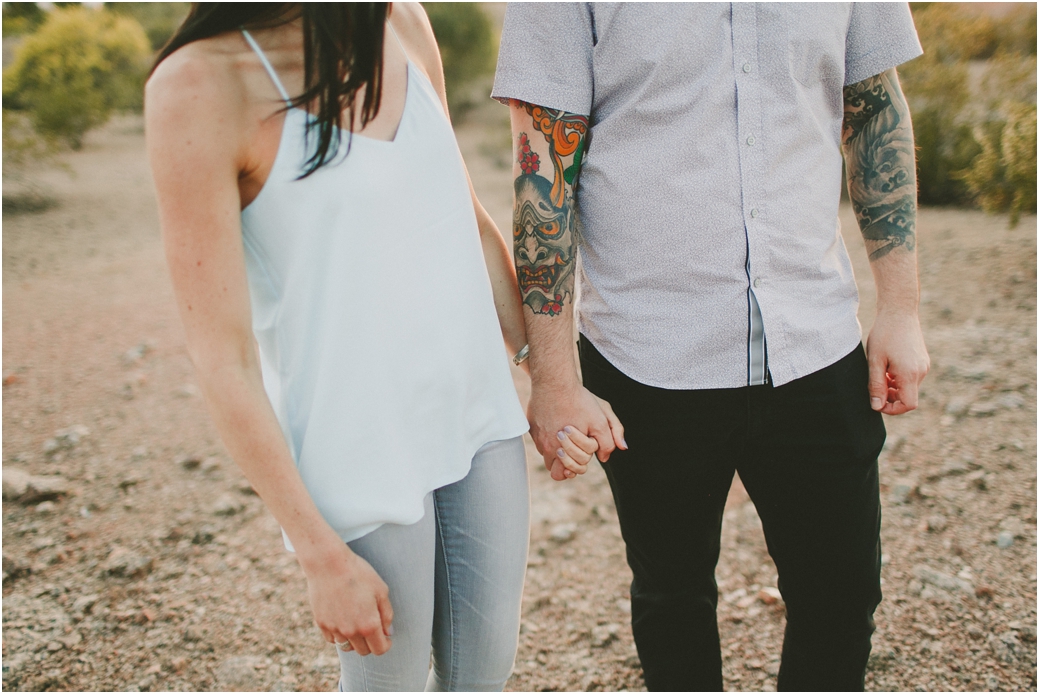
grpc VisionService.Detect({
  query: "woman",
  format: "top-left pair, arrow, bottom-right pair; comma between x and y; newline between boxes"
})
145,3 -> 617,691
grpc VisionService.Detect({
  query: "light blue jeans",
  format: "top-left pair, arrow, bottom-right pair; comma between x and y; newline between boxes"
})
337,436 -> 529,692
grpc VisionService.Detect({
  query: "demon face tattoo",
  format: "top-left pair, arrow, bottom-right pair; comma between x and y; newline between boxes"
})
513,170 -> 573,316
512,108 -> 587,316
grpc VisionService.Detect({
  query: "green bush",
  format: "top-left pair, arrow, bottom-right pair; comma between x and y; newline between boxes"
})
902,3 -> 1037,214
105,2 -> 190,51
960,103 -> 1037,227
2,7 -> 150,148
423,3 -> 497,116
2,3 -> 47,38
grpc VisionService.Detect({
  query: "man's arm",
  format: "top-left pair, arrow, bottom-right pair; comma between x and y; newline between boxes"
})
508,99 -> 625,479
842,67 -> 930,414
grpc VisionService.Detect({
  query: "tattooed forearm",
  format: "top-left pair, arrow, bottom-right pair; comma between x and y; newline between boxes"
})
512,102 -> 588,316
842,68 -> 917,262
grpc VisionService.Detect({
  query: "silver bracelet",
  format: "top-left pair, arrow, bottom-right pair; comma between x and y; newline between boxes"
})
512,344 -> 530,366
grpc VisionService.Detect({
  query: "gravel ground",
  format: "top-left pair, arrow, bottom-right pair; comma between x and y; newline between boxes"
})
2,108 -> 1035,692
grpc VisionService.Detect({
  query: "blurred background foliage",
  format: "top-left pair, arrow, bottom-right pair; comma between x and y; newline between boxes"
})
422,2 -> 497,116
1,2 -> 1035,224
902,2 -> 1036,223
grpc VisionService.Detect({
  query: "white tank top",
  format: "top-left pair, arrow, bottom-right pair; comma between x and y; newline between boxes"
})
239,29 -> 528,546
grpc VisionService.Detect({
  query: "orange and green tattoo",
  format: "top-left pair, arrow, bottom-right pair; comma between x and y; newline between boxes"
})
512,102 -> 588,316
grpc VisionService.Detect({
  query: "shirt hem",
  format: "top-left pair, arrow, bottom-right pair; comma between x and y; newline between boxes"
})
280,422 -> 529,552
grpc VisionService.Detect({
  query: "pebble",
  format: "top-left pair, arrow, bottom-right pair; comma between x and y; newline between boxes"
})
615,598 -> 631,614
925,515 -> 948,533
34,501 -> 56,515
996,531 -> 1014,549
590,623 -> 621,647
550,523 -> 577,542
2,468 -> 70,504
212,494 -> 245,517
889,480 -> 915,505
913,565 -> 973,593
71,594 -> 99,616
944,397 -> 971,416
968,401 -> 1000,417
183,626 -> 203,643
757,587 -> 783,605
178,455 -> 201,470
101,547 -> 153,578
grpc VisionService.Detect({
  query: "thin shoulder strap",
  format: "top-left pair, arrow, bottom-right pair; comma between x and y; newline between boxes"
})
386,22 -> 409,62
240,29 -> 292,106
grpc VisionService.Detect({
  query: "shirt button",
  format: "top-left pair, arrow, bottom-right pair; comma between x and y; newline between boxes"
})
743,63 -> 752,73
753,278 -> 762,288
746,136 -> 756,146
750,208 -> 759,218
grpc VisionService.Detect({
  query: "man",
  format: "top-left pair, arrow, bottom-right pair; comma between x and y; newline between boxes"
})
492,3 -> 929,691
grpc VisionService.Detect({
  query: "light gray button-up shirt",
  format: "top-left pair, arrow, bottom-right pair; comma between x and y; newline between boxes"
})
492,2 -> 922,389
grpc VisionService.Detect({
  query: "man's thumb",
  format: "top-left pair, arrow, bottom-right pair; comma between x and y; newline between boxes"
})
868,357 -> 887,411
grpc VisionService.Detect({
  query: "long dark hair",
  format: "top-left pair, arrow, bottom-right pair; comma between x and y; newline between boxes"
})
152,3 -> 388,176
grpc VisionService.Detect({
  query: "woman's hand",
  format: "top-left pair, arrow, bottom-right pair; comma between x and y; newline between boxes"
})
554,425 -> 599,478
301,543 -> 394,656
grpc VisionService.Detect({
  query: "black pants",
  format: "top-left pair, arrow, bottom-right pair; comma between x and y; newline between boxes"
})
579,336 -> 886,692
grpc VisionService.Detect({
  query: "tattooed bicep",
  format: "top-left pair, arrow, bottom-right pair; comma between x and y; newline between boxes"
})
841,70 -> 899,145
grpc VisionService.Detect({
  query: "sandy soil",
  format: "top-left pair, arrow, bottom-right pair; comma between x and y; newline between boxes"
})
2,104 -> 1035,692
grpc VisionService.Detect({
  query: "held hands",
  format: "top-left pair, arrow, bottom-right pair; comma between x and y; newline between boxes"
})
528,382 -> 626,482
866,310 -> 930,415
301,542 -> 394,656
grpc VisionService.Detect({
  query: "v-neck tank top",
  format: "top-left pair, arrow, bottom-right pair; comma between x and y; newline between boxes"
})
239,29 -> 528,547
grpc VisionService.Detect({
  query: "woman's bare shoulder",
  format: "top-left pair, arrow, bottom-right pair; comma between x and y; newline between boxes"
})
389,4 -> 442,76
146,36 -> 247,120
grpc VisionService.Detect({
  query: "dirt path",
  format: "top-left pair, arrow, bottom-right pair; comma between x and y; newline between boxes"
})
2,109 -> 1035,692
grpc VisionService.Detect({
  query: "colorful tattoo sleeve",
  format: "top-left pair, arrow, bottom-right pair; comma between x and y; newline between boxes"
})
512,102 -> 588,316
841,68 -> 918,262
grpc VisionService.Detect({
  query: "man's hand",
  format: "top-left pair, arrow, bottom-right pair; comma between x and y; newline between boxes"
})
865,310 -> 929,415
528,381 -> 625,481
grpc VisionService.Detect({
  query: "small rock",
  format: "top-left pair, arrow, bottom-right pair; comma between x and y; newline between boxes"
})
3,553 -> 30,583
101,547 -> 153,578
925,515 -> 948,533
215,656 -> 268,689
615,598 -> 631,614
3,371 -> 20,386
42,438 -> 61,455
183,626 -> 204,643
118,474 -> 142,491
236,481 -> 258,496
121,343 -> 151,366
913,565 -> 972,593
35,500 -> 56,514
998,516 -> 1024,537
170,656 -> 189,673
968,401 -> 1000,417
201,457 -> 222,474
889,480 -> 915,505
46,640 -> 64,652
137,675 -> 156,692
944,397 -> 971,416
1,467 -> 70,503
997,393 -> 1025,410
550,523 -> 577,543
758,587 -> 783,605
967,470 -> 988,491
212,493 -> 245,517
178,455 -> 202,470
71,594 -> 99,616
45,426 -> 89,455
59,630 -> 82,648
192,526 -> 217,545
590,623 -> 621,647
996,531 -> 1014,549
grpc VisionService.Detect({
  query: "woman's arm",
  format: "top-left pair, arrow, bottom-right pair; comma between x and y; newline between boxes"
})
392,5 -> 529,365
145,48 -> 392,656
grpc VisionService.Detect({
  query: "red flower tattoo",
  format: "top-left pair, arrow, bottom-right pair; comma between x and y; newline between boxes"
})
517,133 -> 540,175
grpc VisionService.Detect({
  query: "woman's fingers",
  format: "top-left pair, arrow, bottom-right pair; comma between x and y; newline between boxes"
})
555,430 -> 591,475
597,397 -> 627,450
561,425 -> 598,454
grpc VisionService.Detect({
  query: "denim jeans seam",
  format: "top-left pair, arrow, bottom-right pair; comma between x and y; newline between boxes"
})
432,493 -> 460,690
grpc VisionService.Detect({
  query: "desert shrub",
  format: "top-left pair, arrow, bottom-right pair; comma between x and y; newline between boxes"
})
902,3 -> 1037,212
105,2 -> 190,51
2,3 -> 47,37
423,2 -> 497,116
960,103 -> 1037,227
2,7 -> 150,148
